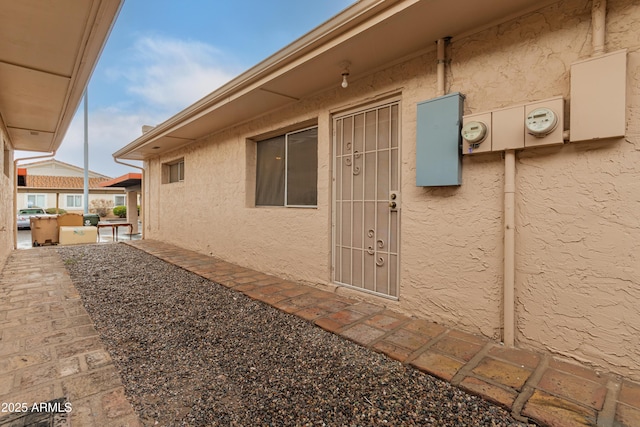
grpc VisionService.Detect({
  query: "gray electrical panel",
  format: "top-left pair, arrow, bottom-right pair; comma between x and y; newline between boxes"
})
416,92 -> 465,186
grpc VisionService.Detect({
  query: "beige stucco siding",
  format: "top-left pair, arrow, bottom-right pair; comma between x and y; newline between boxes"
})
0,128 -> 13,264
15,192 -> 125,212
516,141 -> 640,370
143,0 -> 640,380
147,111 -> 334,286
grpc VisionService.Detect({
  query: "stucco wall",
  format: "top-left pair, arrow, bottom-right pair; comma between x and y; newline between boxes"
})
147,109 -> 334,286
15,192 -> 125,212
0,128 -> 14,266
144,0 -> 640,380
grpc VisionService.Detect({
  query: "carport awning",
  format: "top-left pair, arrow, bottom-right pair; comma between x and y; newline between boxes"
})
100,173 -> 142,189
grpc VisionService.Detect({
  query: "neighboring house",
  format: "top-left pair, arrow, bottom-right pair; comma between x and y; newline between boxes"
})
115,0 -> 639,382
0,1 -> 123,259
16,159 -> 126,214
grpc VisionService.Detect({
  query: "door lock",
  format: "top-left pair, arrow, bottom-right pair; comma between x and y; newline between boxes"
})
389,192 -> 400,211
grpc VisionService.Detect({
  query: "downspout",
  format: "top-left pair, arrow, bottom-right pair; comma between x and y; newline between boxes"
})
503,150 -> 516,347
13,151 -> 56,249
436,38 -> 447,97
113,156 -> 145,239
592,0 -> 606,56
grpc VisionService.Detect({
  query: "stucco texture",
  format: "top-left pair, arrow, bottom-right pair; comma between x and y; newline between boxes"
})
143,0 -> 640,380
0,128 -> 13,265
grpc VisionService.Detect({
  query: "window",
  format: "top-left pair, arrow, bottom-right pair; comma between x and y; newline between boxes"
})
114,195 -> 126,207
162,158 -> 185,184
66,195 -> 83,208
169,160 -> 184,183
27,194 -> 45,208
256,127 -> 317,207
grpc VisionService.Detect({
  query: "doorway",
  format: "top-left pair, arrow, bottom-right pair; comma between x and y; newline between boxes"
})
332,101 -> 400,298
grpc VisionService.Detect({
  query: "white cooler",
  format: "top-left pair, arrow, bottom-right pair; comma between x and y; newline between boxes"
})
58,226 -> 97,245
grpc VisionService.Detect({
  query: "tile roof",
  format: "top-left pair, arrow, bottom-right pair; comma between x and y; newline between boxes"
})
100,173 -> 142,188
25,175 -> 111,189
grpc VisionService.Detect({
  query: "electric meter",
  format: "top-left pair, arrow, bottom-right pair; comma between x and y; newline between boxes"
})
525,107 -> 558,137
461,121 -> 488,145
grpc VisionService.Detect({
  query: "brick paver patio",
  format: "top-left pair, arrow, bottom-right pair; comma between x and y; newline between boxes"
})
0,248 -> 140,426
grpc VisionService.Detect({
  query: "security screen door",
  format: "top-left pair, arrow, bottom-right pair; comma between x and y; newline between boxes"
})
333,102 -> 400,298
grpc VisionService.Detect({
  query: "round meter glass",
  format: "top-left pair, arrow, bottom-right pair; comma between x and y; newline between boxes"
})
526,107 -> 558,137
461,121 -> 488,144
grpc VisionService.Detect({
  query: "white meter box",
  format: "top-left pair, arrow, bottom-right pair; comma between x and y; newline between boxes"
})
462,96 -> 564,154
570,49 -> 626,142
461,112 -> 492,155
492,105 -> 525,151
524,97 -> 564,148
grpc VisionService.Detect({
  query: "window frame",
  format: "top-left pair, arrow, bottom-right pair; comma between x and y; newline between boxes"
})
163,158 -> 185,184
65,194 -> 83,209
255,126 -> 318,208
114,195 -> 126,207
26,194 -> 46,208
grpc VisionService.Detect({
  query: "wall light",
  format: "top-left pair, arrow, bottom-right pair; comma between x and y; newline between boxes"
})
341,72 -> 349,88
339,60 -> 351,89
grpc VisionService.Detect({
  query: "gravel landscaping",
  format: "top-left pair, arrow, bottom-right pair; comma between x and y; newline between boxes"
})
58,243 -> 532,426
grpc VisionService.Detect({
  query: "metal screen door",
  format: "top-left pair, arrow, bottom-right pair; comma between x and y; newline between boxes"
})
333,102 -> 400,298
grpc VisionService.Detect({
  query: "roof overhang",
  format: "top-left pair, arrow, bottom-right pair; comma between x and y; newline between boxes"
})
114,0 -> 561,161
0,0 -> 123,153
100,172 -> 142,189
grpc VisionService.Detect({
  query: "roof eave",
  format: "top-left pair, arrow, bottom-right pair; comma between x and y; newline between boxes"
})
114,0 -> 562,161
51,0 -> 124,152
113,0 -> 392,159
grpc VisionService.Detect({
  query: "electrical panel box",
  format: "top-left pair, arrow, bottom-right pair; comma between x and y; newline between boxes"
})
492,105 -> 525,151
462,112 -> 492,154
416,92 -> 464,186
570,49 -> 627,142
524,97 -> 564,148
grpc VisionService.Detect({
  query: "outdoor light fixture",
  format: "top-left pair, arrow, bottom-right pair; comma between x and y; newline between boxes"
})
341,72 -> 349,88
339,60 -> 351,89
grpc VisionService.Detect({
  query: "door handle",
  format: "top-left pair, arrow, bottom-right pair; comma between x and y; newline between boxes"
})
389,192 -> 399,210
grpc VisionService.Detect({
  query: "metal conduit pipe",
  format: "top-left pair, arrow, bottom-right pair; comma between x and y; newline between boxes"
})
503,150 -> 516,347
436,38 -> 446,96
592,0 -> 607,55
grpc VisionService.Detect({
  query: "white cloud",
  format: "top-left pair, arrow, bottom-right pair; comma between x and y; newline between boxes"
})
53,106 -> 161,177
17,35 -> 240,177
115,35 -> 239,114
46,35 -> 241,177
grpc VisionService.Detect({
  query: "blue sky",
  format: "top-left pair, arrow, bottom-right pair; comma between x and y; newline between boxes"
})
31,0 -> 354,177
